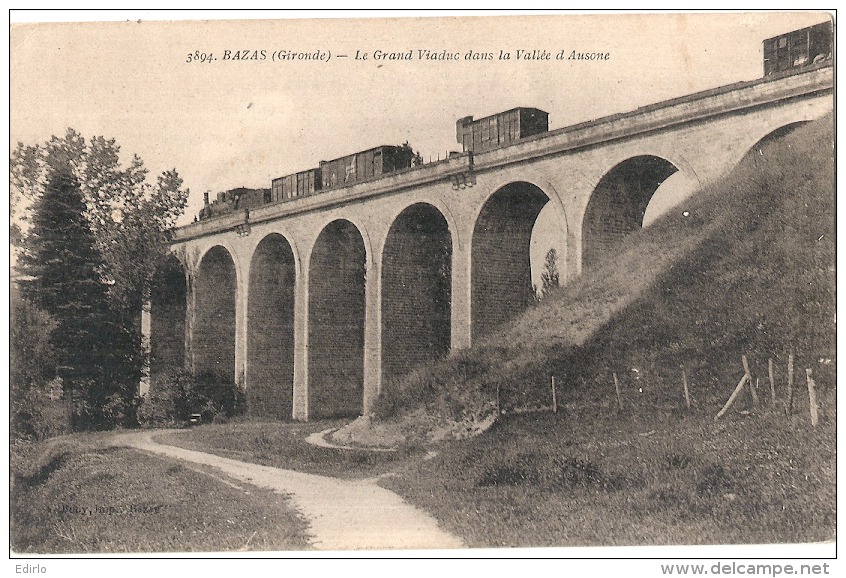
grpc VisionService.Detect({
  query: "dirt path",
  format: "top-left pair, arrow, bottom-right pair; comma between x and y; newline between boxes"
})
111,430 -> 464,551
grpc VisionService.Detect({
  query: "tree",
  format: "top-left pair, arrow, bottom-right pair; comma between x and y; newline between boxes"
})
11,129 -> 189,429
17,163 -> 119,429
12,129 -> 188,310
537,248 -> 561,300
10,290 -> 57,397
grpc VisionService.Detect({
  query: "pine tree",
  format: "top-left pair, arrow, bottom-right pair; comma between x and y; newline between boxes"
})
11,129 -> 189,429
18,163 -> 118,430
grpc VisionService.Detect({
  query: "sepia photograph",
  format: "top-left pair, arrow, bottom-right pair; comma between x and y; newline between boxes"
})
7,9 -> 836,567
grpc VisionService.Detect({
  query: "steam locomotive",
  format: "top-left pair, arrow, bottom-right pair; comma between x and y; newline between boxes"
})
197,187 -> 271,220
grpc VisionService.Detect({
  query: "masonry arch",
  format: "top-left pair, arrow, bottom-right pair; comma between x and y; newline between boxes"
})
194,245 -> 237,384
246,233 -> 296,419
581,155 -> 679,270
150,253 -> 187,389
381,202 -> 453,384
471,181 -> 551,339
308,219 -> 367,418
745,121 -> 810,158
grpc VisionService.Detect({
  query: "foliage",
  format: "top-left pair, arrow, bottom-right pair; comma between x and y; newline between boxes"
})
10,129 -> 189,431
192,371 -> 246,422
10,291 -> 58,399
11,129 -> 189,310
11,388 -> 70,442
534,248 -> 561,301
15,164 -> 128,430
139,370 -> 245,426
540,248 -> 560,296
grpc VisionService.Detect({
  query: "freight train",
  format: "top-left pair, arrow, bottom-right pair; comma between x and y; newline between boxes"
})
197,109 -> 548,221
197,22 -> 832,222
763,21 -> 832,76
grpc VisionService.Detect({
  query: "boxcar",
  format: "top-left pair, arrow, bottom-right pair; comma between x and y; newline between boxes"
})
455,107 -> 549,153
319,145 -> 416,189
271,168 -> 322,202
763,21 -> 832,76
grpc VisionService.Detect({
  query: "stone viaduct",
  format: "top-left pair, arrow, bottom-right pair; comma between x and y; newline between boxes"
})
149,64 -> 833,421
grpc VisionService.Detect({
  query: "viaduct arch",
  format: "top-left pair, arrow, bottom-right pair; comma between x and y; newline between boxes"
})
381,203 -> 453,385
581,155 -> 680,271
472,181 -> 550,339
154,65 -> 831,420
308,219 -> 368,419
193,245 -> 237,384
247,233 -> 296,419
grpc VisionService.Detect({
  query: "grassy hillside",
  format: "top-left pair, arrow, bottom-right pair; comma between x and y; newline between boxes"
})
372,114 -> 835,547
11,435 -> 310,553
369,114 -> 834,438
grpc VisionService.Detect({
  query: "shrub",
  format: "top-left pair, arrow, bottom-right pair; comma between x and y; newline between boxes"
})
10,387 -> 70,442
100,393 -> 132,426
138,369 -> 245,426
192,371 -> 245,419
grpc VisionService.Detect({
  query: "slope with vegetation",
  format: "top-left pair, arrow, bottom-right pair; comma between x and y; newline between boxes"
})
368,115 -> 835,546
11,434 -> 310,553
364,115 -> 834,443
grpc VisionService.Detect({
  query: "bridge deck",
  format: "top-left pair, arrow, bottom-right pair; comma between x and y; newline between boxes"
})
173,63 -> 832,243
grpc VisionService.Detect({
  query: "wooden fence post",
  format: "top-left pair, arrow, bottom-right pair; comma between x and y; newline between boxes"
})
806,368 -> 819,427
742,355 -> 759,406
786,352 -> 795,415
768,358 -> 776,405
551,376 -> 558,414
715,374 -> 748,421
496,382 -> 501,416
613,372 -> 622,410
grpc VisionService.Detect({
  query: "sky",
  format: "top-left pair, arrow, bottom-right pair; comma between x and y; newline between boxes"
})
10,11 -> 830,228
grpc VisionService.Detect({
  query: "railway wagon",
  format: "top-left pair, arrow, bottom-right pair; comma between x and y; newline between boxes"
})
319,145 -> 417,190
763,21 -> 832,76
456,107 -> 549,153
271,168 -> 322,202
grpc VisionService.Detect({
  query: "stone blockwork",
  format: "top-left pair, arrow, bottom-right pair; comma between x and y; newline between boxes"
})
193,246 -> 237,383
472,182 -> 548,339
308,220 -> 367,419
247,234 -> 296,419
381,203 -> 452,385
161,66 -> 832,420
150,256 -> 187,387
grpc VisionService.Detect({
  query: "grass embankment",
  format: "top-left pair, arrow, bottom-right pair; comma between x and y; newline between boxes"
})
382,403 -> 834,547
374,115 -> 835,546
157,420 -> 419,480
371,115 -> 834,441
11,434 -> 310,553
